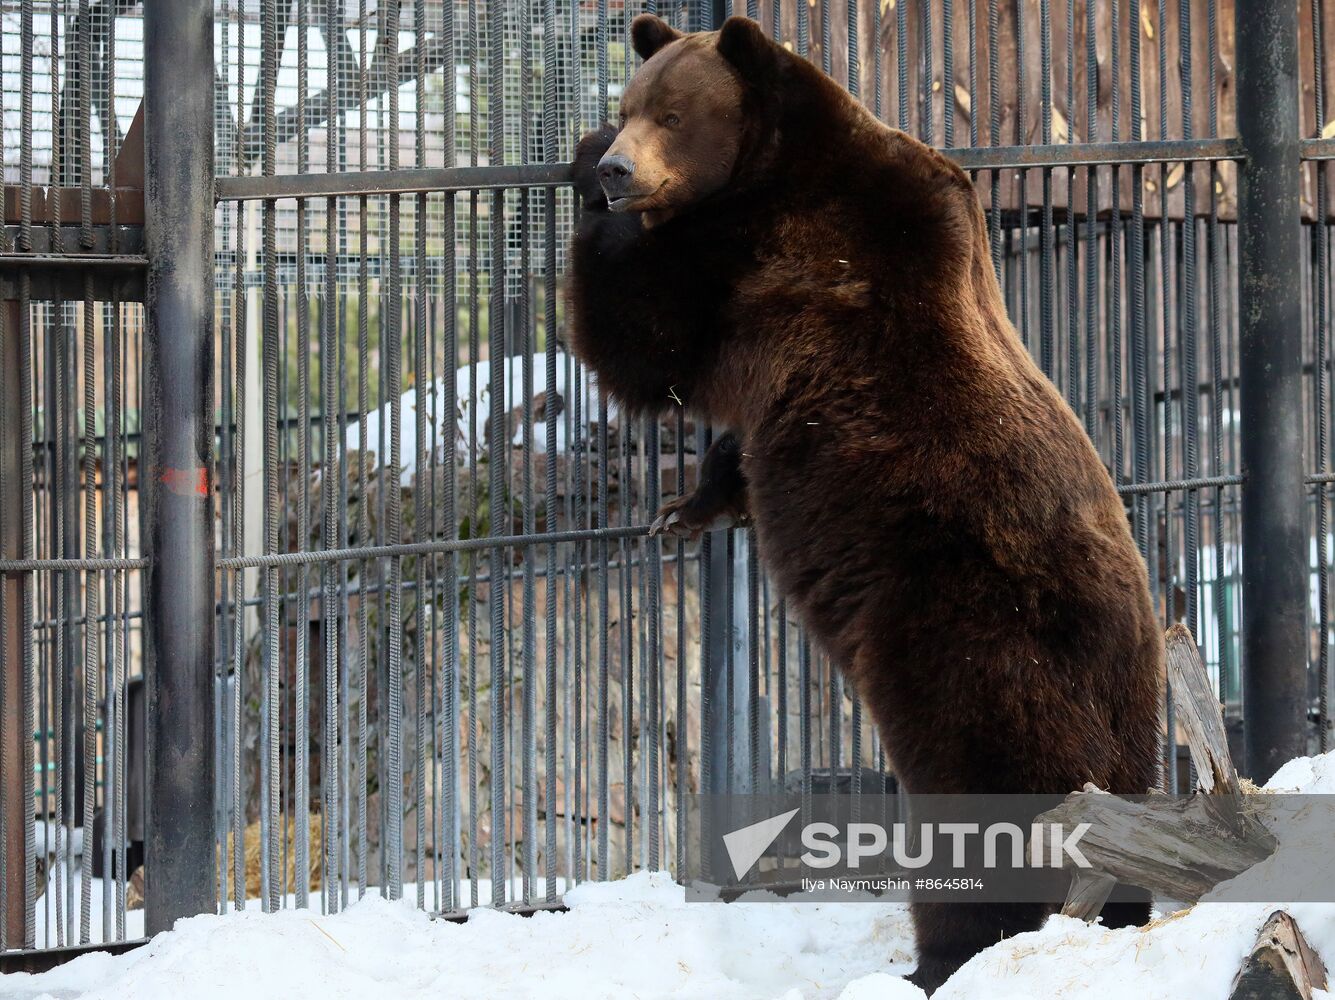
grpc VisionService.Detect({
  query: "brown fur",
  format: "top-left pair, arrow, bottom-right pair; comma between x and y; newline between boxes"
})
568,16 -> 1163,993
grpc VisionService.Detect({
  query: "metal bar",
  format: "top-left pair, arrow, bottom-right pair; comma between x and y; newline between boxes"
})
1117,474 -> 1245,495
141,0 -> 217,933
947,137 -> 1242,168
439,0 -> 459,914
102,1 -> 126,941
293,0 -> 311,913
1315,0 -> 1332,754
216,165 -> 573,201
226,0 -> 247,915
79,280 -> 97,943
1300,138 -> 1335,159
333,0 -> 352,915
213,137 -> 1245,206
0,254 -> 146,267
985,0 -> 1000,273
385,0 -> 405,906
328,0 -> 347,913
2,298 -> 24,949
541,0 -> 558,906
354,0 -> 371,906
192,471 -> 1263,578
465,0 -> 480,897
1236,0 -> 1310,782
487,0 -> 506,904
0,937 -> 148,974
414,0 -> 431,913
259,0 -> 280,911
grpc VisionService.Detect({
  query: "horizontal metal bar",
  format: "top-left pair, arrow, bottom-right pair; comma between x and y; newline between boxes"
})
217,523 -> 651,569
214,139 -> 1243,202
3,226 -> 145,256
215,163 -> 573,201
435,899 -> 570,922
1301,138 -> 1335,160
223,547 -> 701,611
947,138 -> 1245,171
0,253 -> 148,268
0,939 -> 149,974
217,523 -> 651,568
2,185 -> 146,226
0,557 -> 148,572
1116,474 -> 1246,495
197,469 -> 1255,572
1307,472 -> 1335,484
33,608 -> 145,631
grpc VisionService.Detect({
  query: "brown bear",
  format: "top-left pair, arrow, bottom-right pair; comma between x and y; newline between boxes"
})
566,14 -> 1163,994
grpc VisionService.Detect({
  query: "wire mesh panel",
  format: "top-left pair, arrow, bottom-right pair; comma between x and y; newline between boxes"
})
210,0 -> 736,914
206,0 -> 1250,918
1,0 -> 146,949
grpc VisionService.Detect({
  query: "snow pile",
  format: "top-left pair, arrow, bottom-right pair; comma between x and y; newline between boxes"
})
1263,750 -> 1335,793
346,352 -> 618,483
2,872 -> 914,1000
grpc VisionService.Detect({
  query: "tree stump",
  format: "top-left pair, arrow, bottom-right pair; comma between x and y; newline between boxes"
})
1228,911 -> 1329,1000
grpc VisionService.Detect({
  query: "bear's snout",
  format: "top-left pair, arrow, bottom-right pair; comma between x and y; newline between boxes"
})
597,153 -> 637,204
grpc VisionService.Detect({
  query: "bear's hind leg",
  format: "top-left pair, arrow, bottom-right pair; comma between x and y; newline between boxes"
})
906,900 -> 1052,995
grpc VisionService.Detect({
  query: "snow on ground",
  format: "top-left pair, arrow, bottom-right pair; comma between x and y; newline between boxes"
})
27,877 -> 564,957
2,873 -> 915,1000
8,750 -> 1335,1000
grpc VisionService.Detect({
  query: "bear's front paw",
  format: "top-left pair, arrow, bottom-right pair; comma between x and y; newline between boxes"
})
573,124 -> 620,210
648,492 -> 750,541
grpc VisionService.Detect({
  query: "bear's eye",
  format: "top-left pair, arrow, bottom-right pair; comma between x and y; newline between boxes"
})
663,112 -> 681,128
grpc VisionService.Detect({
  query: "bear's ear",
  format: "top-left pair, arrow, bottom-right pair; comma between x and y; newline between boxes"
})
631,14 -> 682,61
717,16 -> 777,84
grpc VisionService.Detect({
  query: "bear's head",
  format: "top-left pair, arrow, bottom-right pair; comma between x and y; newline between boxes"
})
597,15 -> 780,225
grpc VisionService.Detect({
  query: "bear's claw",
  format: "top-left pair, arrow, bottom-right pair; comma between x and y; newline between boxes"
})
648,496 -> 749,540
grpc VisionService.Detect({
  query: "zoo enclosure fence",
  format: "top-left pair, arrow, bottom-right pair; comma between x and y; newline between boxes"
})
0,0 -> 1327,965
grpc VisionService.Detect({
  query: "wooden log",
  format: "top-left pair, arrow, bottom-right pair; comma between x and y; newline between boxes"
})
1229,911 -> 1329,1000
1166,623 -> 1242,798
1059,870 -> 1118,921
1037,784 -> 1277,905
1058,627 -> 1261,918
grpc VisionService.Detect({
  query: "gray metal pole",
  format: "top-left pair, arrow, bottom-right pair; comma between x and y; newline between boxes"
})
2,302 -> 26,947
1236,1 -> 1310,782
142,0 -> 216,931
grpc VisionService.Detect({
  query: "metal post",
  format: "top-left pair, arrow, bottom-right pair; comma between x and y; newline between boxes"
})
1,300 -> 25,947
1236,1 -> 1310,782
700,528 -> 729,880
729,531 -> 753,793
142,0 -> 216,931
